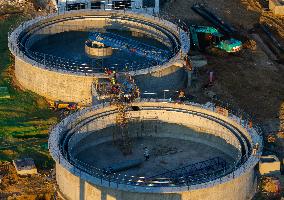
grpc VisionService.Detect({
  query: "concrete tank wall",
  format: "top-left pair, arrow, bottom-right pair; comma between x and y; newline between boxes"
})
14,55 -> 186,103
49,102 -> 262,200
85,44 -> 113,57
10,10 -> 189,104
56,162 -> 256,200
69,109 -> 242,160
135,65 -> 186,94
15,57 -> 97,104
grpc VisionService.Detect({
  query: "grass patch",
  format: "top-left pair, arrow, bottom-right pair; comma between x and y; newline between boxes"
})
0,14 -> 27,72
0,15 -> 58,169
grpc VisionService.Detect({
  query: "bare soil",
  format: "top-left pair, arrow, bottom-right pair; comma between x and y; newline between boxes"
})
162,0 -> 284,124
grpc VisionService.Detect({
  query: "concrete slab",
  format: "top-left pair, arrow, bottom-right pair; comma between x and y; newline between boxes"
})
75,123 -> 235,177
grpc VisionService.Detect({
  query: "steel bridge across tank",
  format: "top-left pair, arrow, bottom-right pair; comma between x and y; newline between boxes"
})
147,157 -> 228,186
89,32 -> 171,63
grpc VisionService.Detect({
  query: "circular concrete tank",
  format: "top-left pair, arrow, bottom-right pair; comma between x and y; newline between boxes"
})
8,10 -> 190,105
48,100 -> 263,200
85,41 -> 113,57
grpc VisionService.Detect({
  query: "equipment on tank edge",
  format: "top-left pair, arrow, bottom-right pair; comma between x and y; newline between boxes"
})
48,100 -> 79,110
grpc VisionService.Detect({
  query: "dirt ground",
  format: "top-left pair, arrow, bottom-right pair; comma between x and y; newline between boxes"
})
161,1 -> 284,198
1,0 -> 284,198
0,162 -> 55,199
162,0 -> 261,29
78,137 -> 232,177
162,0 -> 284,126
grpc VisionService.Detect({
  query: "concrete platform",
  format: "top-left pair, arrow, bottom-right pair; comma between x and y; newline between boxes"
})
75,134 -> 234,177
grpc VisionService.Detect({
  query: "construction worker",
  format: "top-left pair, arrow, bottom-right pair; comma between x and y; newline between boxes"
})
248,120 -> 253,128
144,147 -> 150,161
178,90 -> 186,102
111,77 -> 116,85
184,55 -> 192,71
252,143 -> 259,155
105,68 -> 112,76
135,87 -> 140,98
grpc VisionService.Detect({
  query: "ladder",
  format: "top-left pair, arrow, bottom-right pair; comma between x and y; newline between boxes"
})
114,100 -> 132,155
109,72 -> 140,155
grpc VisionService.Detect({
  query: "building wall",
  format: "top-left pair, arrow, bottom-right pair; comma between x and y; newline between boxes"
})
55,0 -> 158,14
273,6 -> 284,15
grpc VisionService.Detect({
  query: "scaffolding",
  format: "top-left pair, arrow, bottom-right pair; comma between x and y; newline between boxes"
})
113,100 -> 132,155
99,69 -> 140,155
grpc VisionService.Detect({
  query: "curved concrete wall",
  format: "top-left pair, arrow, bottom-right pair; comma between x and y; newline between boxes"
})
49,101 -> 263,200
85,44 -> 113,57
9,10 -> 190,104
14,57 -> 97,104
69,109 -> 242,160
56,163 -> 256,200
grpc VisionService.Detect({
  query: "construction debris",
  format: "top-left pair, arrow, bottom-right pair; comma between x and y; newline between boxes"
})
0,162 -> 55,198
242,39 -> 257,50
260,176 -> 281,195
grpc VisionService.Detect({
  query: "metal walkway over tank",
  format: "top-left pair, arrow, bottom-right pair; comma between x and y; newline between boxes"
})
89,32 -> 171,64
147,157 -> 228,186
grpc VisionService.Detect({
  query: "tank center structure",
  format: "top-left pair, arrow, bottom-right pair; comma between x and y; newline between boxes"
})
48,100 -> 262,200
8,10 -> 190,105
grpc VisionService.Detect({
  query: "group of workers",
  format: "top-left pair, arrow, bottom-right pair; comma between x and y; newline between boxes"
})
184,55 -> 193,71
96,68 -> 140,102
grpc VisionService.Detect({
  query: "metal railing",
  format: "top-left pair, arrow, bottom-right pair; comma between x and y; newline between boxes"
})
8,10 -> 189,75
48,99 -> 262,189
68,156 -> 230,187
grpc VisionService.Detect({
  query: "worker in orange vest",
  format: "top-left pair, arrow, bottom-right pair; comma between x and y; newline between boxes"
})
248,120 -> 253,128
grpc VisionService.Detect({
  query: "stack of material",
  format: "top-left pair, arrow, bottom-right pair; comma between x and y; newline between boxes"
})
12,158 -> 38,175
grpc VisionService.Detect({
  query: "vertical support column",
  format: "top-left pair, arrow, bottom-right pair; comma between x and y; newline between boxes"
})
86,0 -> 91,9
105,0 -> 113,10
57,0 -> 67,13
132,0 -> 142,10
100,1 -> 105,10
187,71 -> 192,88
154,0 -> 160,13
